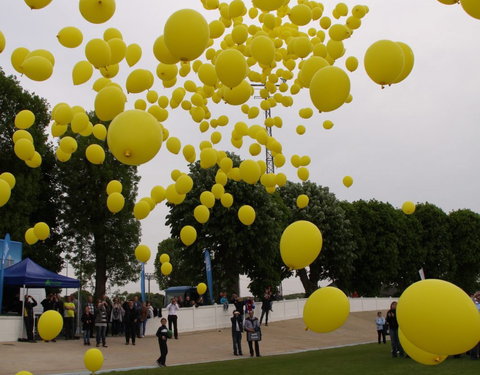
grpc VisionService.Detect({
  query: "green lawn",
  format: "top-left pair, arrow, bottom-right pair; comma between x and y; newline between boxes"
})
104,343 -> 480,375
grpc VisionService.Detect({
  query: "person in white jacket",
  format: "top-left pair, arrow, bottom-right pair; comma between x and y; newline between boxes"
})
375,311 -> 386,344
166,298 -> 180,339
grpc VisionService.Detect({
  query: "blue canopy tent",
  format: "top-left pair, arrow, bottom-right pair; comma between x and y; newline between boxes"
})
3,258 -> 80,340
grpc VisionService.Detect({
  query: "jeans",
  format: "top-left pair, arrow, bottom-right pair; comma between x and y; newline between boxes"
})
232,331 -> 242,354
377,329 -> 386,344
141,319 -> 147,336
389,328 -> 404,356
24,316 -> 34,341
247,340 -> 260,357
83,327 -> 91,344
168,315 -> 178,339
96,326 -> 106,346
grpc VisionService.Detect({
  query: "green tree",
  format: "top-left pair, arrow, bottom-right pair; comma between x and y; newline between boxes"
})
165,153 -> 290,298
278,182 -> 356,296
57,120 -> 141,299
449,209 -> 480,293
0,69 -> 63,271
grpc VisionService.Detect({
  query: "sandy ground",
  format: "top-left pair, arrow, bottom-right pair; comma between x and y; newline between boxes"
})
1,311 -> 379,375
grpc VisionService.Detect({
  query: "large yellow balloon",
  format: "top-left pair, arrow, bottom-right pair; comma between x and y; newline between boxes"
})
107,110 -> 163,166
79,0 -> 116,24
159,253 -> 170,264
222,80 -> 253,106
85,144 -> 106,165
399,329 -> 447,366
59,136 -> 78,154
215,49 -> 247,88
238,205 -> 256,226
94,85 -> 125,121
126,69 -> 154,93
25,228 -> 38,245
194,205 -> 210,224
15,110 -> 35,129
164,9 -> 209,61
14,138 -> 35,161
180,225 -> 197,246
108,38 -> 126,64
135,244 -> 151,263
280,220 -> 323,269
37,310 -> 63,340
298,56 -> 329,88
303,287 -> 350,333
72,61 -> 93,86
197,282 -> 207,295
289,4 -> 312,26
106,192 -> 124,213
397,279 -> 480,355
85,39 -> 111,68
161,262 -> 173,276
239,159 -> 261,184
21,56 -> 53,81
84,348 -> 104,373
461,0 -> 480,19
16,371 -> 33,375
133,201 -> 150,220
33,222 -> 50,241
57,27 -> 83,48
364,40 -> 405,86
250,35 -> 275,66
11,47 -> 30,74
393,42 -> 414,84
309,66 -> 350,112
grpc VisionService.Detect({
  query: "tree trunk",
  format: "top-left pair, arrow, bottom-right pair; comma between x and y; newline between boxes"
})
297,268 -> 317,297
94,231 -> 107,300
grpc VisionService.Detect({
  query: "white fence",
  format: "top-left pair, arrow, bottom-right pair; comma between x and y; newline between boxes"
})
0,297 -> 395,342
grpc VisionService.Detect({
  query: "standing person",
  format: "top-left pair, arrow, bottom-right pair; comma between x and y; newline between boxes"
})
110,298 -> 124,336
231,310 -> 243,356
81,306 -> 94,346
156,317 -> 170,367
95,300 -> 108,347
124,300 -> 139,345
386,302 -> 404,357
166,298 -> 180,339
244,297 -> 255,315
244,310 -> 261,357
231,294 -> 244,320
375,311 -> 387,344
260,289 -> 272,326
24,295 -> 37,342
86,295 -> 95,338
63,295 -> 76,340
133,296 -> 142,337
139,302 -> 148,338
41,294 -> 53,312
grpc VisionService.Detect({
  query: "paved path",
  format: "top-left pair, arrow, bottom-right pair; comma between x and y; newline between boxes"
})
1,311 -> 379,375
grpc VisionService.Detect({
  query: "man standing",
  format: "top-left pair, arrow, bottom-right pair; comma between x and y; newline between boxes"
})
386,301 -> 404,358
231,310 -> 243,356
124,300 -> 139,345
86,295 -> 95,338
244,310 -> 261,357
156,317 -> 169,367
24,295 -> 37,342
63,295 -> 76,340
260,288 -> 273,326
166,298 -> 180,339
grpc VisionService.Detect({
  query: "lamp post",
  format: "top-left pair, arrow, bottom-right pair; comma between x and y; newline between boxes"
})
145,273 -> 155,301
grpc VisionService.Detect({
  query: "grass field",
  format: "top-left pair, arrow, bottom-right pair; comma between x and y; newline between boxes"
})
104,343 -> 480,375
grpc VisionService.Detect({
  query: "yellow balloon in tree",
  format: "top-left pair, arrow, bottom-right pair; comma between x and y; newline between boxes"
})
402,201 -> 415,215
107,110 -> 163,166
197,282 -> 207,295
135,244 -> 151,263
239,160 -> 261,184
107,192 -> 125,213
250,36 -> 275,66
72,61 -> 93,86
180,225 -> 197,246
215,49 -> 247,88
200,148 -> 217,169
161,262 -> 173,276
364,40 -> 405,86
159,253 -> 170,264
134,201 -> 150,220
85,144 -> 105,165
21,56 -> 53,81
37,310 -> 63,340
461,0 -> 480,19
221,193 -> 234,208
126,69 -> 154,93
200,191 -> 215,208
57,27 -> 83,48
125,43 -> 142,67
94,85 -> 125,121
14,138 -> 35,161
280,220 -> 322,269
309,66 -> 350,112
0,179 -> 12,207
106,180 -> 122,195
25,228 -> 38,245
15,110 -> 35,129
24,0 -> 52,9
164,9 -> 209,61
59,136 -> 78,154
175,174 -> 194,194
85,39 -> 111,68
393,42 -> 414,84
238,205 -> 256,226
33,222 -> 50,240
397,279 -> 480,355
0,172 -> 16,189
296,194 -> 309,208
343,176 -> 353,188
303,287 -> 350,333
194,205 -> 210,224
84,348 -> 104,373
93,124 -> 107,141
399,329 -> 447,366
79,0 -> 116,24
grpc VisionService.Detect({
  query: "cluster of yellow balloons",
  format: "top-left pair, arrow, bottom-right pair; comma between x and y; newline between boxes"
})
24,222 -> 50,245
10,46 -> 55,81
436,0 -> 480,20
13,110 -> 42,168
397,279 -> 480,365
106,179 -> 125,213
0,172 -> 15,207
159,253 -> 173,276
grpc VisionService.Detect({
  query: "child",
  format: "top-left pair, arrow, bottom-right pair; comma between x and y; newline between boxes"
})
231,310 -> 243,356
220,292 -> 229,312
375,311 -> 386,344
81,306 -> 94,346
156,317 -> 169,367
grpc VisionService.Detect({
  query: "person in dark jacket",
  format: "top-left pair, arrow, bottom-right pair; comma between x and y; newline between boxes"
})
124,300 -> 139,345
231,294 -> 245,319
231,310 -> 243,356
260,288 -> 273,326
156,317 -> 169,367
386,301 -> 404,357
81,306 -> 94,345
24,295 -> 37,342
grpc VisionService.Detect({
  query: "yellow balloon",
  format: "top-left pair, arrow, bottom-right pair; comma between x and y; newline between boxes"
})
296,194 -> 309,208
297,167 -> 309,181
33,222 -> 50,241
197,282 -> 207,295
103,27 -> 123,41
24,0 -> 52,9
126,69 -> 154,93
232,24 -> 248,45
133,201 -> 150,220
222,80 -> 253,105
16,371 -> 33,375
397,279 -> 480,355
198,63 -> 217,86
25,151 -> 42,168
15,110 -> 35,129
37,310 -> 63,340
436,0 -> 458,3
220,193 -> 234,208
72,61 -> 93,86
25,227 -> 38,245
323,120 -> 334,129
280,220 -> 322,269
200,191 -> 215,208
293,37 -> 313,59
84,348 -> 104,373
107,110 -> 163,166
209,20 -> 225,39
252,0 -> 285,11
239,159 -> 261,184
161,262 -> 173,276
0,172 -> 16,189
303,287 -> 350,333
94,85 -> 125,121
135,244 -> 151,263
85,144 -> 105,165
289,4 -> 312,26
164,9 -> 209,61
57,27 -> 83,48
107,38 -> 126,64
106,192 -> 124,213
402,201 -> 416,215
0,179 -> 11,207
166,137 -> 181,155
343,176 -> 353,188
85,38 -> 111,69
399,329 -> 447,366
159,253 -> 170,264
0,31 -> 5,54
165,184 -> 186,205
11,47 -> 30,74
251,35 -> 275,66
151,186 -> 166,203
215,49 -> 247,88
309,66 -> 350,112
200,148 -> 217,169
92,124 -> 107,141
298,56 -> 329,88
180,225 -> 197,246
175,174 -> 193,194
125,43 -> 142,67
22,56 -> 53,81
345,56 -> 358,72
194,205 -> 210,224
364,40 -> 405,86
393,42 -> 414,84
106,180 -> 122,195
14,138 -> 35,161
59,136 -> 78,154
461,0 -> 480,19
56,148 -> 71,162
79,0 -> 116,24
238,205 -> 256,226
329,24 -> 350,41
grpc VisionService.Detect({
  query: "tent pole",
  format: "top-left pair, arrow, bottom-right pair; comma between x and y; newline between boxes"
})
20,284 -> 25,340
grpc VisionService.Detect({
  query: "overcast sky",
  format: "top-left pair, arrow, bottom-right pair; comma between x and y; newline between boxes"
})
1,0 -> 479,296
